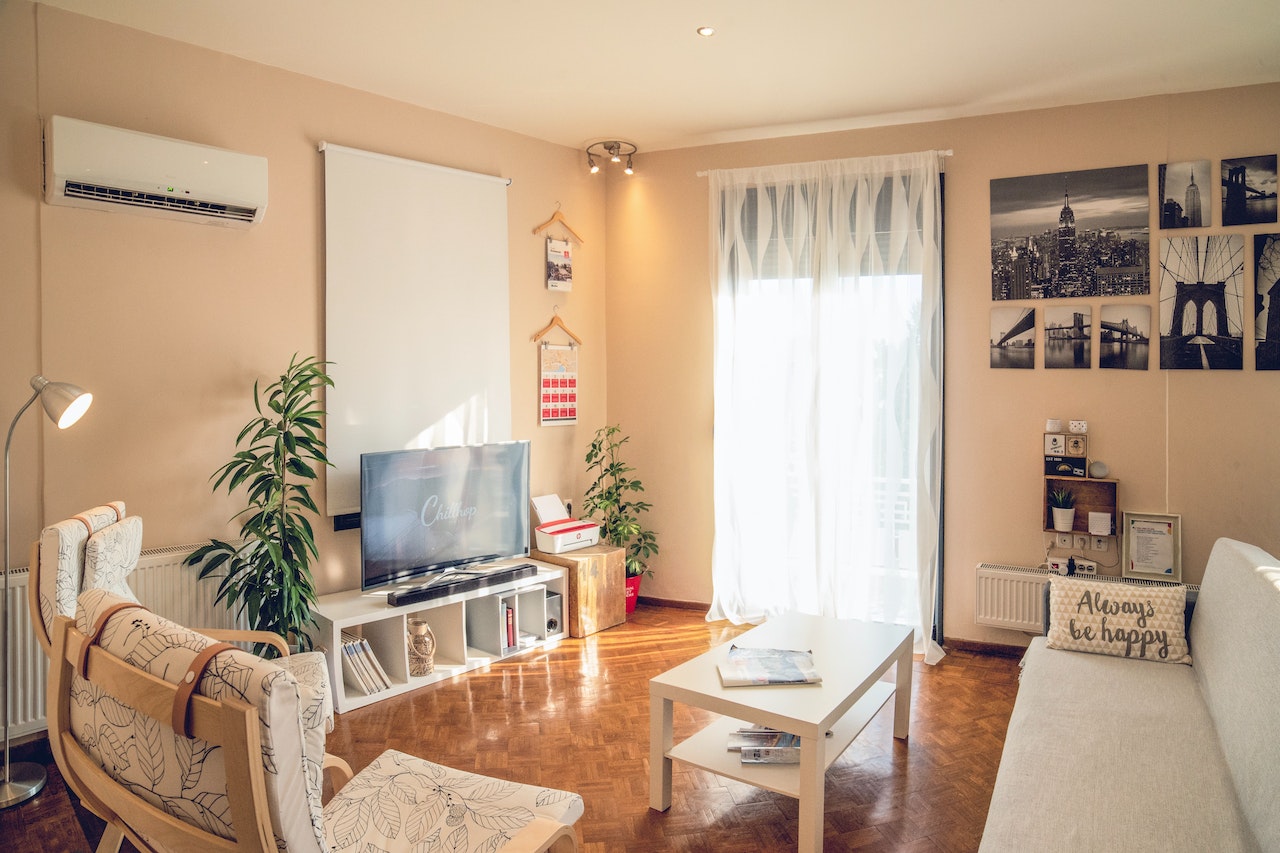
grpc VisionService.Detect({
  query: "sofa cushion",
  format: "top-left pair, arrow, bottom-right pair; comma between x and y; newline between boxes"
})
1045,575 -> 1191,664
980,637 -> 1255,852
1189,538 -> 1280,852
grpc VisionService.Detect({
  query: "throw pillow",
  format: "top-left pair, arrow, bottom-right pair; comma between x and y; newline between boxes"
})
1045,576 -> 1191,664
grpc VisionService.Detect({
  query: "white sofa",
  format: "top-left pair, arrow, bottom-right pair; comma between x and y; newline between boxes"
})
980,537 -> 1280,852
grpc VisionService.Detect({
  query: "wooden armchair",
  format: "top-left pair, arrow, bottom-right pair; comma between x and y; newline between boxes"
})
50,588 -> 582,852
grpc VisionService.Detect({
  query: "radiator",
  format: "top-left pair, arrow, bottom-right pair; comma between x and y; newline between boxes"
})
975,562 -> 1201,634
5,544 -> 245,738
975,563 -> 1050,632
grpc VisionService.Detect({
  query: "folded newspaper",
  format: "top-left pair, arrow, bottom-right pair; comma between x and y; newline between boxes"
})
717,645 -> 822,687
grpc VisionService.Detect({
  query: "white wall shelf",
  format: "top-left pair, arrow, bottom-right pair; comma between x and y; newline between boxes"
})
312,562 -> 567,713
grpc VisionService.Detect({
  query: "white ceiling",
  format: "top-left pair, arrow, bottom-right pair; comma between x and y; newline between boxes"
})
38,0 -> 1280,153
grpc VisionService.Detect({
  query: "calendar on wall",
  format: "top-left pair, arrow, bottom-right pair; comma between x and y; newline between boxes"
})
539,343 -> 578,426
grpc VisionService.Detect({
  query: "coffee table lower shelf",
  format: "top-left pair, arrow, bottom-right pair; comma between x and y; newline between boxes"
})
664,680 -> 895,798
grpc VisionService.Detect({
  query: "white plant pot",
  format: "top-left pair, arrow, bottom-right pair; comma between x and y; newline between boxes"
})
1051,507 -> 1075,532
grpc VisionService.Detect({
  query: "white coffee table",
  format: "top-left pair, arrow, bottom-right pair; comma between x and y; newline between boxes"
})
649,612 -> 914,852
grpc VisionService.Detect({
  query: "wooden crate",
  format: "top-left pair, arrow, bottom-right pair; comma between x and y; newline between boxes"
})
531,545 -> 625,637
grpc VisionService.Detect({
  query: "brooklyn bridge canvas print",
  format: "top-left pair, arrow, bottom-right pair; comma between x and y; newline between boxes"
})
1159,235 -> 1245,370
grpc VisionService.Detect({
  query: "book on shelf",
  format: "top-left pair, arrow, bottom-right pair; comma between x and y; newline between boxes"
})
358,636 -> 393,690
339,641 -> 374,695
340,631 -> 389,694
717,645 -> 822,687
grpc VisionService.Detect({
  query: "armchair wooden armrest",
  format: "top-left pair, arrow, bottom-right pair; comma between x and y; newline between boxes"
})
199,629 -> 290,658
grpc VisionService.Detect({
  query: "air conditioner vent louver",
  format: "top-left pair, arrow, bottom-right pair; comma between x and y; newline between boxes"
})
45,116 -> 267,228
63,181 -> 258,223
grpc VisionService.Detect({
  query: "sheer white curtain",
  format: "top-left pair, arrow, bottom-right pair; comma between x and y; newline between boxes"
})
707,151 -> 945,664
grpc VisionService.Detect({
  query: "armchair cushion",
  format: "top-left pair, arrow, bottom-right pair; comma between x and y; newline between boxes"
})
322,749 -> 584,852
74,588 -> 328,852
37,501 -> 125,642
82,515 -> 144,600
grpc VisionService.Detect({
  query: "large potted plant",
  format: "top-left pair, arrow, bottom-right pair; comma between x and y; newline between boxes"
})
583,424 -> 658,614
186,354 -> 333,654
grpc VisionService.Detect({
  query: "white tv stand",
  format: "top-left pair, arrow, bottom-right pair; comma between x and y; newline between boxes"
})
312,559 -> 567,713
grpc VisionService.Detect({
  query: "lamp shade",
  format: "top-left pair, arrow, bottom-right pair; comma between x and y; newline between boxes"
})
30,375 -> 93,429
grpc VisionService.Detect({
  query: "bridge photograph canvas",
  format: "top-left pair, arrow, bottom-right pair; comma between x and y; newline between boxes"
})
990,164 -> 1150,300
1159,234 -> 1245,370
1220,155 -> 1278,227
1100,304 -> 1151,370
1044,306 -> 1091,369
990,306 -> 1035,369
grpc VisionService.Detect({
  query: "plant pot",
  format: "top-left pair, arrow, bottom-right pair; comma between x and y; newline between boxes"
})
624,575 -> 642,614
1051,507 -> 1076,533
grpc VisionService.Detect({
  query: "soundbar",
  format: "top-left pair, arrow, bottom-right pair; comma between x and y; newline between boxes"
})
385,563 -> 538,607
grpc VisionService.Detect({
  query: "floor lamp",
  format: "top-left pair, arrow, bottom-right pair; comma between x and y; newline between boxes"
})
1,375 -> 93,810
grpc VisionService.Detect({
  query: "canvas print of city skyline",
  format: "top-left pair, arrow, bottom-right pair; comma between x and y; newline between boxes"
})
1159,235 -> 1245,370
991,165 -> 1149,300
1158,160 -> 1211,229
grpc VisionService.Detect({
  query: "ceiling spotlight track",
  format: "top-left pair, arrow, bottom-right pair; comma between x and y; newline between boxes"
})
585,140 -> 637,175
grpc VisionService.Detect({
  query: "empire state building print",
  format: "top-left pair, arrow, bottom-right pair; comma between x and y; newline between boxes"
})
1159,160 -> 1211,229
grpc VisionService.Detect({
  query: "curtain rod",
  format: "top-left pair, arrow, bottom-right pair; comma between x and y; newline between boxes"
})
694,149 -> 954,178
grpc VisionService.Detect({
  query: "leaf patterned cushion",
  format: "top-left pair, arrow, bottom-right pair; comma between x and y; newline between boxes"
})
322,749 -> 584,852
83,516 -> 144,600
38,502 -> 126,642
74,588 -> 328,853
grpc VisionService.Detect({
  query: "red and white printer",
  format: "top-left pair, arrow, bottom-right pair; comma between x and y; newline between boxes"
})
531,493 -> 599,554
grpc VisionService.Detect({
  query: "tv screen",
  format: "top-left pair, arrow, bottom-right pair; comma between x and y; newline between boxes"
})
360,441 -> 530,590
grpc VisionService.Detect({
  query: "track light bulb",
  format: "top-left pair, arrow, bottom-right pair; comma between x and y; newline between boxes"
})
624,156 -> 634,175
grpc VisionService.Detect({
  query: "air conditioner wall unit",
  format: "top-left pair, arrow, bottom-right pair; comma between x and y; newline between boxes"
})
44,115 -> 267,227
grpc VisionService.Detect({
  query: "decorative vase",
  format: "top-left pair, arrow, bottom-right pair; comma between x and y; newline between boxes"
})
407,618 -> 436,676
624,575 -> 642,614
1051,507 -> 1075,533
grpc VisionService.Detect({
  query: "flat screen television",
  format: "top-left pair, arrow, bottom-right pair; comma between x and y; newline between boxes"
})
360,441 -> 530,590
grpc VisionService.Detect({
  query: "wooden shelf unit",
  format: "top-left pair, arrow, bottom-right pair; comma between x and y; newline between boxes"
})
1043,475 -> 1118,535
311,562 -> 567,713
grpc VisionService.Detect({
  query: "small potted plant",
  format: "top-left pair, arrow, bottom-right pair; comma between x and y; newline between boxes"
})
583,425 -> 658,614
1049,486 -> 1076,533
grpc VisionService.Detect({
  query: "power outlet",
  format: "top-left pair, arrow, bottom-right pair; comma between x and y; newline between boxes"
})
1073,535 -> 1088,551
1090,536 -> 1109,552
1055,532 -> 1073,549
1075,558 -> 1098,575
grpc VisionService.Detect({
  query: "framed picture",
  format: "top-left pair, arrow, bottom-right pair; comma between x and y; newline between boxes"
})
1122,512 -> 1182,583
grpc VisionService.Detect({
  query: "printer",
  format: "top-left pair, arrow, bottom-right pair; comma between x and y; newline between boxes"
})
531,494 -> 599,554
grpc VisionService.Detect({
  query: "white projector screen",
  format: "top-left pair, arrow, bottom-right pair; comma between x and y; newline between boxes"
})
321,142 -> 511,515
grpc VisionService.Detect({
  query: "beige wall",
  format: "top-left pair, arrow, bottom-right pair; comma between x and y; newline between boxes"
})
1,3 -> 608,594
608,88 -> 1280,645
4,3 -> 1277,646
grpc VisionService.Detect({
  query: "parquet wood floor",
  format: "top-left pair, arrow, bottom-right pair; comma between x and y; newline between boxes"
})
1,604 -> 1021,852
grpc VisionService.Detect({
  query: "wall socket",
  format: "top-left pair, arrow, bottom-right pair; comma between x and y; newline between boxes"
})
1073,535 -> 1088,550
1055,532 -> 1073,548
1090,536 -> 1109,552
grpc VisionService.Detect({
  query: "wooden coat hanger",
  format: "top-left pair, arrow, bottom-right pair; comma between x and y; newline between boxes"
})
532,204 -> 584,244
532,309 -> 582,346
